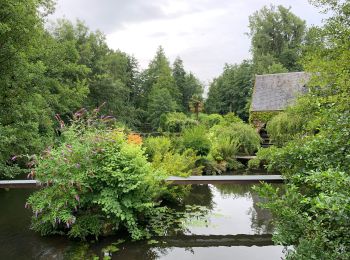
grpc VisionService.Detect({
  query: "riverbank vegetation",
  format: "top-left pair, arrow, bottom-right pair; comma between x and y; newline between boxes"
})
253,1 -> 350,258
1,0 -> 349,257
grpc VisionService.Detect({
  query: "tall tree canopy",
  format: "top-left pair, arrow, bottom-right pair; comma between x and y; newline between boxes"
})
205,61 -> 253,121
141,47 -> 203,129
173,57 -> 203,112
0,0 -> 88,177
248,5 -> 306,74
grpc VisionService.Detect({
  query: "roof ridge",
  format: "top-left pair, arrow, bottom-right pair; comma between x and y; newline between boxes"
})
255,71 -> 307,77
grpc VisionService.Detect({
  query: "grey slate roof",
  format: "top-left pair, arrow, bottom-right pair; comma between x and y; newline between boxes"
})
251,72 -> 310,112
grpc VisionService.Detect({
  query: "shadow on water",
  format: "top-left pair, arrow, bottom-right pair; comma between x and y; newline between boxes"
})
0,184 -> 284,259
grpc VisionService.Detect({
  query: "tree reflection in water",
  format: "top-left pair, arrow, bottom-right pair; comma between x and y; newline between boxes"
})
215,184 -> 276,234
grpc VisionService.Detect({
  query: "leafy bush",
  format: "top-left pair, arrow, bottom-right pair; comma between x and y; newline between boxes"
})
257,113 -> 350,176
195,157 -> 227,175
221,112 -> 243,125
143,135 -> 200,202
143,136 -> 172,160
257,170 -> 350,260
143,136 -> 198,177
197,113 -> 223,128
210,136 -> 239,161
180,126 -> 211,156
210,122 -> 261,155
256,109 -> 350,258
248,147 -> 280,171
247,156 -> 261,170
159,112 -> 197,133
266,112 -> 304,147
27,120 -> 165,240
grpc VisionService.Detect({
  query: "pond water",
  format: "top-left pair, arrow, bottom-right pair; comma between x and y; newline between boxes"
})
0,184 -> 285,259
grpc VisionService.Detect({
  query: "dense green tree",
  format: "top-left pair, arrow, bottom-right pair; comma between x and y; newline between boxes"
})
142,46 -> 179,105
172,58 -> 203,112
0,0 -> 89,177
248,5 -> 306,73
257,1 -> 350,258
147,88 -> 177,128
183,73 -> 203,111
205,61 -> 253,120
141,47 -> 181,128
172,57 -> 187,111
39,29 -> 90,116
50,20 -> 141,125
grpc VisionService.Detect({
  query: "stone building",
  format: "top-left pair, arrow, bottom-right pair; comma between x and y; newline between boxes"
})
250,71 -> 310,129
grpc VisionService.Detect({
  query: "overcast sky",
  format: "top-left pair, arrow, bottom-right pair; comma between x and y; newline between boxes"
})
50,0 -> 325,85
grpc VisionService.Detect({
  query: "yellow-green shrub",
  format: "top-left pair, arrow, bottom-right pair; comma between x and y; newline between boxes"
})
210,122 -> 261,155
180,126 -> 211,156
266,112 -> 304,147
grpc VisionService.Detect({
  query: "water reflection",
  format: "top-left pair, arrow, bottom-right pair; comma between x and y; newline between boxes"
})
215,184 -> 275,234
0,184 -> 284,259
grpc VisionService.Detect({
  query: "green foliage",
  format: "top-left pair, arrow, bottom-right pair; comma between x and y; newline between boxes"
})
257,170 -> 350,259
0,5 -> 202,176
210,121 -> 261,156
266,63 -> 289,74
248,146 -> 280,171
206,120 -> 260,172
143,135 -> 197,176
221,112 -> 244,125
209,136 -> 240,169
173,58 -> 203,112
259,113 -> 350,176
143,135 -> 198,202
248,5 -> 306,73
50,20 -> 139,125
246,156 -> 261,170
147,88 -> 177,129
27,119 -> 165,240
151,149 -> 198,178
205,61 -> 253,120
266,112 -> 304,147
0,1 -> 89,178
143,136 -> 172,160
255,2 -> 350,257
159,112 -> 197,133
141,46 -> 180,111
249,111 -> 280,127
180,126 -> 211,156
197,113 -> 223,128
189,94 -> 204,120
